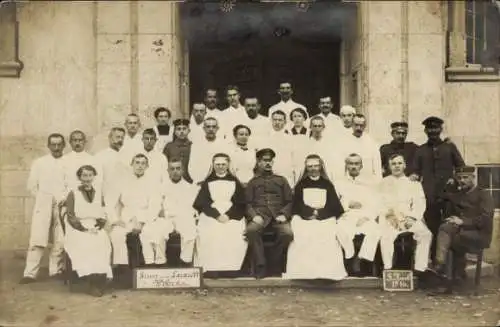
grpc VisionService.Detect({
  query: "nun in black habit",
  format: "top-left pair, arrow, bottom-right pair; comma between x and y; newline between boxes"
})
283,154 -> 348,281
192,153 -> 248,272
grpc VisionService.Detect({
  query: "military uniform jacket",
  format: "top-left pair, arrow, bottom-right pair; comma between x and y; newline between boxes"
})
412,139 -> 465,202
380,141 -> 418,177
442,186 -> 494,249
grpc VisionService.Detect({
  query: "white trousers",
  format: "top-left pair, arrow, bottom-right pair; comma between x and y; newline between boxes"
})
336,211 -> 381,261
64,222 -> 113,278
284,216 -> 347,280
380,219 -> 432,271
194,216 -> 247,271
169,214 -> 197,263
140,218 -> 174,265
23,204 -> 64,278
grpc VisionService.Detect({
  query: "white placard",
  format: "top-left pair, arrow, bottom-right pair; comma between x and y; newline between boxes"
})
134,268 -> 202,290
382,270 -> 414,292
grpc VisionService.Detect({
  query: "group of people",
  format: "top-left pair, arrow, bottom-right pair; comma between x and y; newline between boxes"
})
19,82 -> 494,298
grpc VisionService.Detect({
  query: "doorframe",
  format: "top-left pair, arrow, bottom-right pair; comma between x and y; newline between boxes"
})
177,2 -> 361,116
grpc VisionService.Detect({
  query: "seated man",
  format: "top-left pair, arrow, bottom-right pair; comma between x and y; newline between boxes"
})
193,153 -> 248,274
64,165 -> 111,297
432,165 -> 494,284
336,153 -> 381,273
245,148 -> 294,279
108,154 -> 164,285
284,154 -> 347,281
378,154 -> 432,277
160,159 -> 198,266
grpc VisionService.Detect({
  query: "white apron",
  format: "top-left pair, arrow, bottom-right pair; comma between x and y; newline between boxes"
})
284,217 -> 347,280
63,189 -> 112,278
194,180 -> 248,271
284,187 -> 347,280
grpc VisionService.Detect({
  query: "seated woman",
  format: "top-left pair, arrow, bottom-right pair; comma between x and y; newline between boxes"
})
63,165 -> 112,297
193,153 -> 248,274
283,154 -> 347,281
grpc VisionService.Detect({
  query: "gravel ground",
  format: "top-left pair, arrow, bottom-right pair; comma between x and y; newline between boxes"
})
1,256 -> 499,327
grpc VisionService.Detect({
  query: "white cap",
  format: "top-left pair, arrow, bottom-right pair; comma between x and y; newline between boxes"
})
340,105 -> 356,115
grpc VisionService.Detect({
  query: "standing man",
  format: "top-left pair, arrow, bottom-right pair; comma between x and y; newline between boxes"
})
268,82 -> 308,122
20,134 -> 68,284
121,113 -> 143,164
188,117 -> 227,185
163,119 -> 193,184
245,148 -> 294,278
241,97 -> 269,146
63,130 -> 100,191
342,114 -> 383,181
380,122 -> 418,177
94,127 -> 126,205
152,107 -> 173,152
220,85 -> 247,139
204,88 -> 223,119
189,103 -> 208,144
316,96 -> 343,138
411,116 -> 465,263
138,128 -> 169,185
339,105 -> 356,138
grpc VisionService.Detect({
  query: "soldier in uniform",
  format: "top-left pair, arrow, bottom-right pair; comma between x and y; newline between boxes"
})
380,122 -> 418,177
163,119 -> 193,184
410,116 -> 465,263
431,165 -> 494,287
245,148 -> 294,279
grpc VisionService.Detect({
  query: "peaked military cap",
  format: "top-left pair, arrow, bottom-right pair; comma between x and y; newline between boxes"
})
390,121 -> 409,130
173,118 -> 190,127
256,148 -> 276,160
422,116 -> 444,127
455,165 -> 475,174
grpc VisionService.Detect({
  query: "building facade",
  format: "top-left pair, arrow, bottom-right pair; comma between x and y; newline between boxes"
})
0,1 -> 499,263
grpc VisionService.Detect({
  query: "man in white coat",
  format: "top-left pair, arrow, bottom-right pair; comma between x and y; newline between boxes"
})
268,82 -> 308,124
152,107 -> 173,152
189,103 -> 208,144
220,85 -> 247,139
342,114 -> 382,181
189,117 -> 228,185
137,128 -> 169,185
108,154 -> 164,274
379,154 -> 432,276
94,127 -> 126,205
260,110 -> 295,187
20,133 -> 68,283
336,153 -> 382,273
63,130 -> 100,192
160,159 -> 198,265
120,113 -> 143,164
241,97 -> 269,147
316,96 -> 343,138
339,105 -> 356,138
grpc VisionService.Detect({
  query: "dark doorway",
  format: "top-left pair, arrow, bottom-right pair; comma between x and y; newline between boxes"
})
181,1 -> 355,116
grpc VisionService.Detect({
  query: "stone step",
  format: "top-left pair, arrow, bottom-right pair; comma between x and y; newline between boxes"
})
203,276 -> 390,290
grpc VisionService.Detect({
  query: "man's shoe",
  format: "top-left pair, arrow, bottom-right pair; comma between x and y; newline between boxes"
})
19,277 -> 37,284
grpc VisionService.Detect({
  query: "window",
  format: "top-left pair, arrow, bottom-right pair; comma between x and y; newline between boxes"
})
476,164 -> 500,209
446,1 -> 500,81
0,1 -> 23,78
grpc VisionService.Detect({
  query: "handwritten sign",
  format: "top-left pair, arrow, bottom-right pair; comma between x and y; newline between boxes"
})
383,270 -> 414,292
133,267 -> 202,290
